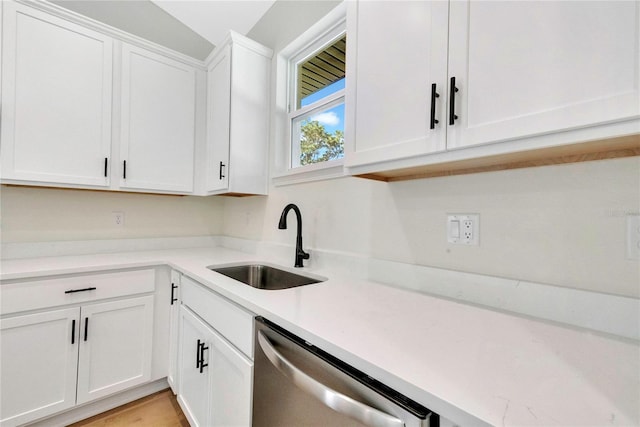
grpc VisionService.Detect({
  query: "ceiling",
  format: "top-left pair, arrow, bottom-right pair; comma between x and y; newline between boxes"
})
298,35 -> 346,101
151,1 -> 276,48
52,0 -> 276,60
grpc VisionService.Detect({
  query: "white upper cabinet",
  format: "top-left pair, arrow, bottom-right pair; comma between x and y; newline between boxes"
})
1,1 -> 204,195
447,1 -> 640,149
345,1 -> 449,167
206,45 -> 233,193
345,0 -> 640,178
119,44 -> 197,193
0,2 -> 113,187
205,31 -> 272,195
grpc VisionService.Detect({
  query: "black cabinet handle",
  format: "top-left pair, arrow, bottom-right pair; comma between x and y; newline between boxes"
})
199,342 -> 209,373
64,287 -> 96,294
104,158 -> 108,177
123,160 -> 127,180
219,161 -> 226,180
449,76 -> 459,125
71,319 -> 76,345
196,339 -> 202,368
84,317 -> 89,341
170,283 -> 178,305
430,83 -> 440,130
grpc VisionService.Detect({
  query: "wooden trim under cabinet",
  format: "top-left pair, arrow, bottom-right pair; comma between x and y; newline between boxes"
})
355,134 -> 640,182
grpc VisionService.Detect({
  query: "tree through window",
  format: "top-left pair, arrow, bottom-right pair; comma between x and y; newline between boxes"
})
290,35 -> 346,168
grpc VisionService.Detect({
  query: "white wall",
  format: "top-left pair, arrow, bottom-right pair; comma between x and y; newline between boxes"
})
227,2 -> 640,299
0,186 -> 224,243
224,157 -> 640,298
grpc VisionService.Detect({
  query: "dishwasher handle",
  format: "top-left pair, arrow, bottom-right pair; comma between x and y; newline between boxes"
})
257,330 -> 405,427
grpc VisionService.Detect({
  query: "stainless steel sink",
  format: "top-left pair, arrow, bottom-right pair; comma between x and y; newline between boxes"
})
208,263 -> 324,290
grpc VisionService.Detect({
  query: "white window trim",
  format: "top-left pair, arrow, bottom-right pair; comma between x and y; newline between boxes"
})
272,2 -> 347,187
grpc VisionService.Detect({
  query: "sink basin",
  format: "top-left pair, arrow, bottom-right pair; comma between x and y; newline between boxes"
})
208,263 -> 324,290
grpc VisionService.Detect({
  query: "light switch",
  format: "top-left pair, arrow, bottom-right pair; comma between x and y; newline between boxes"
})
450,220 -> 460,238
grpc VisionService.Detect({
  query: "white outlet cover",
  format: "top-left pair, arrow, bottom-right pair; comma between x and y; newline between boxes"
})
112,211 -> 125,227
627,214 -> 640,260
447,214 -> 479,245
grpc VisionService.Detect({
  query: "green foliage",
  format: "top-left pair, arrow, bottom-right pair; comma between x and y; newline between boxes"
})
299,120 -> 344,165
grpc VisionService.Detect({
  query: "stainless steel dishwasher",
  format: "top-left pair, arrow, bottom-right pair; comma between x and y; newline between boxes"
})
252,317 -> 438,427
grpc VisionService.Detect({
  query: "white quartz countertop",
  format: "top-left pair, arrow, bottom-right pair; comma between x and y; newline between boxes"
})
1,247 -> 638,426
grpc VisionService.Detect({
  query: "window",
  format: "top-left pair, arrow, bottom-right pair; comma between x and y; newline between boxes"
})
289,35 -> 346,168
272,3 -> 347,185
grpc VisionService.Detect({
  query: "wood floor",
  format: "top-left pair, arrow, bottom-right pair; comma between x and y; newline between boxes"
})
69,389 -> 189,427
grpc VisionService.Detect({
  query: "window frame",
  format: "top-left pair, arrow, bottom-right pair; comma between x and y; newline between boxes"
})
272,2 -> 347,186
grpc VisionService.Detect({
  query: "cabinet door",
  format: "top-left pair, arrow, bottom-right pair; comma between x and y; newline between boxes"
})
206,45 -> 232,192
447,1 -> 640,149
0,308 -> 80,427
167,271 -> 181,393
76,296 -> 154,404
345,1 -> 449,167
177,306 -> 213,427
119,44 -> 196,193
209,328 -> 253,427
0,2 -> 112,187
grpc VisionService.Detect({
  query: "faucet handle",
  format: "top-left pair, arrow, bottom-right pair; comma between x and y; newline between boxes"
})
294,250 -> 310,268
297,247 -> 310,259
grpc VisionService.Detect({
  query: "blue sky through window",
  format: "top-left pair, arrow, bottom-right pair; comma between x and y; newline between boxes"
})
300,78 -> 345,134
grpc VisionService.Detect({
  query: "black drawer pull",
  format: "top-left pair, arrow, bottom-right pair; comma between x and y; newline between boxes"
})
430,83 -> 440,130
71,319 -> 76,345
219,161 -> 226,180
84,317 -> 89,341
104,157 -> 108,177
64,287 -> 97,294
449,76 -> 459,125
123,160 -> 127,180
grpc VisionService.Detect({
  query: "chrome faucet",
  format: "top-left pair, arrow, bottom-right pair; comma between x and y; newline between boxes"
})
278,204 -> 309,268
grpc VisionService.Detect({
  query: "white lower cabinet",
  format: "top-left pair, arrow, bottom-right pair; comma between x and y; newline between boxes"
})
76,296 -> 154,404
167,270 -> 181,393
0,269 -> 156,427
177,277 -> 254,427
178,306 -> 253,427
208,322 -> 253,426
0,308 -> 80,426
178,306 -> 214,427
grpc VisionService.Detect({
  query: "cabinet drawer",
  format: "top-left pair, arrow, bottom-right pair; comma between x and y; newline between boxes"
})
181,276 -> 254,358
1,269 -> 155,315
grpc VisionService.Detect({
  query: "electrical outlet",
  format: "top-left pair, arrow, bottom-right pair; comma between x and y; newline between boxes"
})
627,214 -> 640,260
462,219 -> 473,241
447,214 -> 479,245
112,211 -> 124,227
